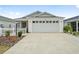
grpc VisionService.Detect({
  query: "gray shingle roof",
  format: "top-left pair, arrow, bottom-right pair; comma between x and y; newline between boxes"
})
37,12 -> 57,18
0,16 -> 16,22
20,11 -> 42,19
64,16 -> 79,21
18,11 -> 64,19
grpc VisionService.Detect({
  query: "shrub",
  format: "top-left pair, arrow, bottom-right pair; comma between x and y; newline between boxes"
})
77,32 -> 79,35
18,31 -> 22,37
72,32 -> 79,36
63,24 -> 72,33
64,26 -> 69,33
5,31 -> 10,37
72,32 -> 77,36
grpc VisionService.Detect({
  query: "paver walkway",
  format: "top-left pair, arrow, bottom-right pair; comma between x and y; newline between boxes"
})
4,33 -> 79,54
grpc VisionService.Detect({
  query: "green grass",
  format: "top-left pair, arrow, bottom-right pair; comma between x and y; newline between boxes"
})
72,32 -> 79,36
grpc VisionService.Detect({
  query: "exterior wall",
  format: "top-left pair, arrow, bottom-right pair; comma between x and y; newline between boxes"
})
0,21 -> 15,28
59,20 -> 63,32
28,20 -> 32,32
0,21 -> 16,36
28,17 -> 63,32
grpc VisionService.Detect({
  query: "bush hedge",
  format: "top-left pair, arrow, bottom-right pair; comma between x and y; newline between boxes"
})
64,24 -> 72,33
5,31 -> 10,37
18,31 -> 22,37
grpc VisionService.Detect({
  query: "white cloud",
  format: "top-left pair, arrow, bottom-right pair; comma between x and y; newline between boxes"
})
8,12 -> 20,15
0,11 -> 24,19
75,5 -> 79,8
8,12 -> 21,18
15,12 -> 21,15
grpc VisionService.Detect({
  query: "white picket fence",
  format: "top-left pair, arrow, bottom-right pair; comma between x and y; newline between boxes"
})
0,28 -> 26,36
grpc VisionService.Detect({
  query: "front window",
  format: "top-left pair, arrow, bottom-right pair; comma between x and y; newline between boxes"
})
9,24 -> 11,28
0,24 -> 4,28
46,21 -> 49,23
17,23 -> 20,28
43,21 -> 45,23
33,21 -> 35,23
36,21 -> 38,23
21,21 -> 26,28
39,21 -> 42,23
56,21 -> 58,23
49,21 -> 52,23
53,21 -> 55,23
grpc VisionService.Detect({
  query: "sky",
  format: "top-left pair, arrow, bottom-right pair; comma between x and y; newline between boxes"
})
0,5 -> 79,19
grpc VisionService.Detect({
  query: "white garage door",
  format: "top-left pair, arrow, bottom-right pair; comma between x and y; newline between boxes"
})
32,21 -> 60,32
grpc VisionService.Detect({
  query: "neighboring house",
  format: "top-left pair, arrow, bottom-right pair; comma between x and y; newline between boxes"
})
17,11 -> 64,33
64,16 -> 79,32
0,16 -> 16,36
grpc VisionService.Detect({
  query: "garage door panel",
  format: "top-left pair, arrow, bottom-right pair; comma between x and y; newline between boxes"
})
32,23 -> 59,32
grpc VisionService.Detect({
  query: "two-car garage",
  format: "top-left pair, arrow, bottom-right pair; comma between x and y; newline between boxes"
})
31,20 -> 60,32
19,11 -> 64,33
28,17 -> 63,33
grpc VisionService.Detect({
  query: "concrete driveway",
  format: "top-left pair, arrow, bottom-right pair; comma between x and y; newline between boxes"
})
4,33 -> 79,54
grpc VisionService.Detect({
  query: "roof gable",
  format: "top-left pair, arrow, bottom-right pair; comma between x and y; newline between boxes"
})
37,12 -> 57,18
18,11 -> 64,19
21,11 -> 42,18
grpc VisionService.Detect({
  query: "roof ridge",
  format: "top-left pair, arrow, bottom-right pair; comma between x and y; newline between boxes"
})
0,15 -> 16,22
38,12 -> 57,17
65,15 -> 79,21
20,11 -> 42,18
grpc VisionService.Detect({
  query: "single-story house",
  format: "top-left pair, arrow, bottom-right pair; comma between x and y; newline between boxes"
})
2,11 -> 78,36
17,11 -> 64,33
64,16 -> 79,32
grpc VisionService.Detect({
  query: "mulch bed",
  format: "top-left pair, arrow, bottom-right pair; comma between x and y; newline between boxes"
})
0,36 -> 23,53
0,36 -> 23,46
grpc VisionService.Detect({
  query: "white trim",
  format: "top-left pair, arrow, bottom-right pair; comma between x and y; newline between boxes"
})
59,20 -> 63,32
28,20 -> 32,32
76,21 -> 78,32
